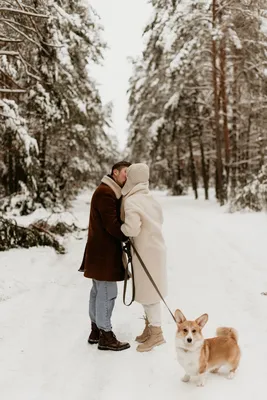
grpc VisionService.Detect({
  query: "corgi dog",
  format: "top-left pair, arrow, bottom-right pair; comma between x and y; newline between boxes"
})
175,309 -> 241,387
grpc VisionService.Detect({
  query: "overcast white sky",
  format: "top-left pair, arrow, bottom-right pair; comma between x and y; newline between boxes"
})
89,0 -> 152,150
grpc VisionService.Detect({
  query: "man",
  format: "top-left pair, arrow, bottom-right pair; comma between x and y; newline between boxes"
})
82,161 -> 131,351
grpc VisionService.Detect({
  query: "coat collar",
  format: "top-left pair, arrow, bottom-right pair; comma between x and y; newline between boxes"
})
122,181 -> 149,198
101,175 -> 122,199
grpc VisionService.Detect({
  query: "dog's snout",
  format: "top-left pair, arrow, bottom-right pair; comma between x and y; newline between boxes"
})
187,337 -> 192,343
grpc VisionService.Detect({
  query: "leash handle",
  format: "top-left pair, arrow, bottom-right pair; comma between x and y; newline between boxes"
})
122,241 -> 135,306
129,238 -> 177,323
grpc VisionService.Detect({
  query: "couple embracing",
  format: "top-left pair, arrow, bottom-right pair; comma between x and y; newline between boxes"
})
81,161 -> 167,352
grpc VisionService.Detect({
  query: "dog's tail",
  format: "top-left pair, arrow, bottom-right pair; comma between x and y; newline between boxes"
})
216,327 -> 238,343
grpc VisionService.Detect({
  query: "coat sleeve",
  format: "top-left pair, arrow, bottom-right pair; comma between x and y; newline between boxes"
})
98,192 -> 128,241
121,199 -> 142,238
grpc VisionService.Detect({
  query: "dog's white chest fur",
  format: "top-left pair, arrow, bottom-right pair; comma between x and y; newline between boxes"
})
176,340 -> 201,376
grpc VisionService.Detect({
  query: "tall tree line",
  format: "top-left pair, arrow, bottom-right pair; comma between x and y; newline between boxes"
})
0,0 -> 118,214
126,0 -> 267,211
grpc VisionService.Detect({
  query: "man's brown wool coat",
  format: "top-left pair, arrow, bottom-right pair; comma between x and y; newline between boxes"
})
82,176 -> 128,282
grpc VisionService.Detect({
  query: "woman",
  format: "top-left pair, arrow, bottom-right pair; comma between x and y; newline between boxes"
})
121,163 -> 168,352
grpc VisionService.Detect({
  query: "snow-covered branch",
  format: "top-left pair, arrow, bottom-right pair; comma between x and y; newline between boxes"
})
0,7 -> 49,18
0,50 -> 20,56
0,88 -> 26,93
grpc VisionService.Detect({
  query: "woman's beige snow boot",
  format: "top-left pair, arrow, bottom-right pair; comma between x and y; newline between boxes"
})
135,316 -> 150,343
136,326 -> 165,352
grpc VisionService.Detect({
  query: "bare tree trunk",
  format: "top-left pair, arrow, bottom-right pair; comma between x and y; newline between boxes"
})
212,0 -> 224,205
198,133 -> 209,200
220,36 -> 230,186
171,122 -> 184,195
230,60 -> 238,194
176,134 -> 182,181
171,125 -> 178,188
188,134 -> 198,199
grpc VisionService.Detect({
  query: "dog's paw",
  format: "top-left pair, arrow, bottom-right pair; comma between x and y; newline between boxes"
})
197,374 -> 206,387
227,372 -> 235,380
181,374 -> 190,383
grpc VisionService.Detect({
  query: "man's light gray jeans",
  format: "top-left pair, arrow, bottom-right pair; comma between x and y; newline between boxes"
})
89,279 -> 118,332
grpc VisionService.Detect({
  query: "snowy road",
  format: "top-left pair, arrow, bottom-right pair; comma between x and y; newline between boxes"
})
1,190 -> 267,400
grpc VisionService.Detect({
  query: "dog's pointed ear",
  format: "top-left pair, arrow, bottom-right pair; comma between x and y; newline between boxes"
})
175,309 -> 186,324
195,313 -> 208,329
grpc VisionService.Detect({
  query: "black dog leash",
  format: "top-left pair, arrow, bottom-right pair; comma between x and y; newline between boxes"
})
122,240 -> 135,306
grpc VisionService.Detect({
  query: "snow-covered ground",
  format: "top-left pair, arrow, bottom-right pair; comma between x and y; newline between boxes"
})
1,190 -> 267,400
